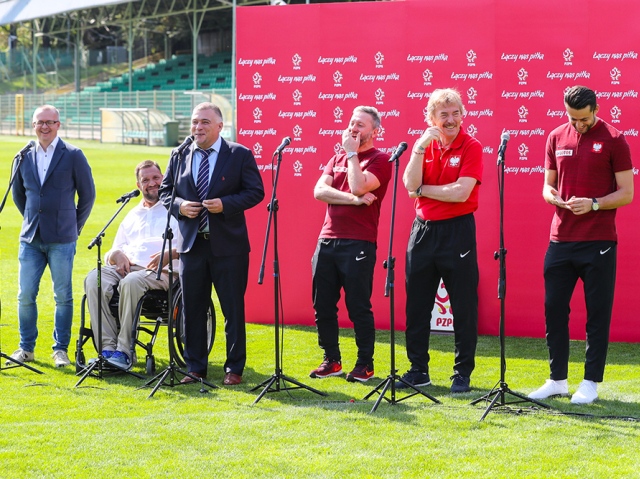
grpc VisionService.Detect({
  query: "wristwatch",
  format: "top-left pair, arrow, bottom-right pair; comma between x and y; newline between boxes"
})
591,198 -> 599,211
416,186 -> 422,197
346,151 -> 358,159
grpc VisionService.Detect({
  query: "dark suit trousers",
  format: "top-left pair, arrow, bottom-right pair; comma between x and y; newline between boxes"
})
180,235 -> 249,376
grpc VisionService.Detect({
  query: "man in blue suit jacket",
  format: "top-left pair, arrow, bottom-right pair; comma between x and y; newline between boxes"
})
8,105 -> 95,368
160,102 -> 264,385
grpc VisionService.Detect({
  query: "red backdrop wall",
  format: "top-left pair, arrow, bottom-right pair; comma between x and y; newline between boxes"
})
235,0 -> 640,342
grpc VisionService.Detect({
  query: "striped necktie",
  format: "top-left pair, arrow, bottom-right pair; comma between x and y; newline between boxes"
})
196,148 -> 213,231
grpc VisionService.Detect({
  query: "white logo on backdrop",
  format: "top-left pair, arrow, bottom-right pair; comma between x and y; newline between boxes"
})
253,107 -> 262,122
610,67 -> 621,83
293,160 -> 303,176
423,69 -> 433,85
374,51 -> 384,68
293,124 -> 303,139
518,143 -> 529,159
466,49 -> 477,65
517,68 -> 528,83
563,48 -> 574,64
467,124 -> 478,137
333,70 -> 343,86
334,106 -> 343,123
518,105 -> 529,122
292,53 -> 302,68
610,105 -> 622,122
252,72 -> 262,87
253,142 -> 263,156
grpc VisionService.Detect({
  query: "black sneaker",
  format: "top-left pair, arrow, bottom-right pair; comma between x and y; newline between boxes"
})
396,370 -> 431,389
450,374 -> 471,393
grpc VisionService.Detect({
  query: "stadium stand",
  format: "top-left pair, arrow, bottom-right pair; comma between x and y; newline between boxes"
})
83,52 -> 232,93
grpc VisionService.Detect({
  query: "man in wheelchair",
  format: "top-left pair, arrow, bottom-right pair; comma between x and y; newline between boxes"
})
84,160 -> 181,370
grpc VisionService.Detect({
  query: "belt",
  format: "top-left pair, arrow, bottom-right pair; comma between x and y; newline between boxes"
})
416,213 -> 473,225
196,232 -> 210,240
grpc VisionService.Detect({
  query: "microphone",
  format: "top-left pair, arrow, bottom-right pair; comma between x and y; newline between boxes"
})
274,136 -> 292,155
388,142 -> 408,162
16,140 -> 36,157
174,135 -> 194,156
497,132 -> 510,164
116,189 -> 140,203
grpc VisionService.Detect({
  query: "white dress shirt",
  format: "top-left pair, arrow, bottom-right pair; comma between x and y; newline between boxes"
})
34,136 -> 60,185
106,200 -> 182,271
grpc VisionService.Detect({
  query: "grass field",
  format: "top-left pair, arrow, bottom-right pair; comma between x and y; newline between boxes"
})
1,136 -> 639,478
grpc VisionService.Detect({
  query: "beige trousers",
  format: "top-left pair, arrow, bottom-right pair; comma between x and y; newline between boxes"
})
84,265 -> 170,355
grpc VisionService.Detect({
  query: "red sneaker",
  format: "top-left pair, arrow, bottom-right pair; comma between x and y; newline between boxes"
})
346,364 -> 374,382
309,358 -> 343,378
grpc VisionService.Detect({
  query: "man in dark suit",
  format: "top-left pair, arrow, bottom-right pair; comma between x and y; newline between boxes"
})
160,102 -> 264,385
7,104 -> 95,368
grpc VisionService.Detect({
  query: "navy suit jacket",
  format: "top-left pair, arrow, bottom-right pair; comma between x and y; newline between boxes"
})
12,139 -> 96,244
160,138 -> 265,255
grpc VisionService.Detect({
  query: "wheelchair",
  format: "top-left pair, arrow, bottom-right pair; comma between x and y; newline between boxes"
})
75,279 -> 216,375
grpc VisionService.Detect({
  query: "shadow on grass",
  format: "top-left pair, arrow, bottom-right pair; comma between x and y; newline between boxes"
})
283,324 -> 640,366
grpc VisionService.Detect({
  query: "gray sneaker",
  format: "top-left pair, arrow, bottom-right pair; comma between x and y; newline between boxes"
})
52,350 -> 71,367
5,349 -> 34,366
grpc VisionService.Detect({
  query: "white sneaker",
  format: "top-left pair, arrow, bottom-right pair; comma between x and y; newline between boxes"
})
528,379 -> 569,399
5,349 -> 34,366
571,380 -> 598,404
52,350 -> 71,367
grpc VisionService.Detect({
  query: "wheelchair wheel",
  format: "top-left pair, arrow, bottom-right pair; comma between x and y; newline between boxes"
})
169,289 -> 216,367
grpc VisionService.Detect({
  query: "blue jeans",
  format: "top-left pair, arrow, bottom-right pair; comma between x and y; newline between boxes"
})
18,235 -> 76,352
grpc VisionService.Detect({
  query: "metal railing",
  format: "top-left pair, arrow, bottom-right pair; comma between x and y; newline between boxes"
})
0,89 -> 235,142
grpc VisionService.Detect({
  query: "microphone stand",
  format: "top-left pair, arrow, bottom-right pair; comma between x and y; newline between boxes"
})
141,147 -> 217,398
251,147 -> 327,404
469,140 -> 549,420
363,146 -> 440,413
76,197 -> 145,386
0,149 -> 43,374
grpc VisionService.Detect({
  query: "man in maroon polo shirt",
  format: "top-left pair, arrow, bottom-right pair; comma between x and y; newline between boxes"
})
309,106 -> 392,383
529,85 -> 633,404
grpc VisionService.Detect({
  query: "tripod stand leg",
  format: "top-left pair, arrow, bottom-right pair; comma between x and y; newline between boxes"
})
1,353 -> 44,374
280,374 -> 328,396
363,375 -> 441,413
479,390 -> 503,421
471,383 -> 551,421
363,376 -> 391,401
252,375 -> 278,404
75,360 -> 102,387
142,366 -> 218,398
147,368 -> 172,398
251,373 -> 328,405
369,377 -> 392,413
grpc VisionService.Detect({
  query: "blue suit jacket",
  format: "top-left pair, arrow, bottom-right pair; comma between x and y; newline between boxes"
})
12,139 -> 96,244
160,138 -> 265,255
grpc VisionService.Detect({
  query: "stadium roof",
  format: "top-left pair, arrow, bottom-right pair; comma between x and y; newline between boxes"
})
0,0 -> 134,26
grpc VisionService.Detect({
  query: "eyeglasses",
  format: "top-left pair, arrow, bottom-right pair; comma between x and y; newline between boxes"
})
34,120 -> 59,127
